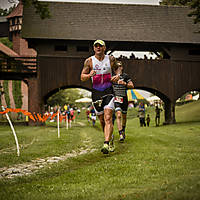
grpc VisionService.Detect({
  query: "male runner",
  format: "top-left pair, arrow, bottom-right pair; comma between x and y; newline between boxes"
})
112,61 -> 134,142
80,40 -> 119,154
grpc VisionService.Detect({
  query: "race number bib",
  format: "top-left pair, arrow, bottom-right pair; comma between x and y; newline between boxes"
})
114,96 -> 123,103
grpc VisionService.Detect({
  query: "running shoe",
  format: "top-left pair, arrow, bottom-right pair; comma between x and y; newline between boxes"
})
122,131 -> 126,139
119,134 -> 124,143
101,143 -> 109,154
109,141 -> 115,152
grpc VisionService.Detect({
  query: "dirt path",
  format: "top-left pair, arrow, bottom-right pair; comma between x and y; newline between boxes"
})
0,145 -> 97,179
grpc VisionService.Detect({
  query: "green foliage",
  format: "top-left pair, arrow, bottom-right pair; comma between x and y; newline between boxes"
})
160,0 -> 200,24
22,0 -> 51,19
47,88 -> 84,107
12,80 -> 23,108
188,0 -> 200,23
0,38 -> 13,49
0,5 -> 16,16
3,80 -> 10,108
0,8 -> 9,16
1,0 -> 50,19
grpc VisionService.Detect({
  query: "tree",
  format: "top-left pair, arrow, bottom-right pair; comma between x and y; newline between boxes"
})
0,38 -> 13,49
188,0 -> 200,24
47,88 -> 85,108
0,5 -> 16,16
7,0 -> 50,19
22,0 -> 50,19
160,0 -> 200,24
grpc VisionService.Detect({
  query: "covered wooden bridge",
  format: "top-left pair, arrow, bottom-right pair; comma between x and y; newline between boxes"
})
6,2 -> 200,124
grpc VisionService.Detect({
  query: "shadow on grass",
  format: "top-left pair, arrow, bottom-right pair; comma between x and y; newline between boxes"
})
174,120 -> 200,126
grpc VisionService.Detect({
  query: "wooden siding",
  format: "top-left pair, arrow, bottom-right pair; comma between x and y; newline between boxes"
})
38,56 -> 200,102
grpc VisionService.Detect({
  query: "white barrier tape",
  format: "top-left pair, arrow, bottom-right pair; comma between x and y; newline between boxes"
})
2,106 -> 20,156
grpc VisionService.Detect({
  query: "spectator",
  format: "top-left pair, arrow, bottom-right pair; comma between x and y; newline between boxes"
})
90,106 -> 96,126
146,114 -> 150,127
86,108 -> 90,123
138,102 -> 146,127
155,105 -> 162,126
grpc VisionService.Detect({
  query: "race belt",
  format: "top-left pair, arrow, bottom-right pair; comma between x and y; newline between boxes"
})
114,96 -> 123,103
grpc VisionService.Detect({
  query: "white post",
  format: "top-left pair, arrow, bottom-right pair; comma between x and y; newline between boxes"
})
66,114 -> 68,130
57,108 -> 60,138
2,106 -> 20,156
69,118 -> 71,128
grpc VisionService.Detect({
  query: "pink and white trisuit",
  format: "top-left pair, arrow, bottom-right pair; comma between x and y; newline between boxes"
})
91,55 -> 115,115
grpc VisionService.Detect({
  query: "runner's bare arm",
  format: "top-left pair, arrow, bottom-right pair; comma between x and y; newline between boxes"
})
118,79 -> 127,86
80,58 -> 96,81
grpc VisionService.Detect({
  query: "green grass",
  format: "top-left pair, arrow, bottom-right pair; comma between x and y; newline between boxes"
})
0,101 -> 200,200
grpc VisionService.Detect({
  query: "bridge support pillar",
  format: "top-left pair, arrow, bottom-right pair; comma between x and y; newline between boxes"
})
172,102 -> 176,124
163,100 -> 176,125
28,78 -> 44,126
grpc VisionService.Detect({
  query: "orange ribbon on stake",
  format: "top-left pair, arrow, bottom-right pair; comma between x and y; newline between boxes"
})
0,108 -> 60,122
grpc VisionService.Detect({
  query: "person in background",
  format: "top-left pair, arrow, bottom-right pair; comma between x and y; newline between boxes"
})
77,108 -> 81,115
80,39 -> 119,154
70,108 -> 74,122
138,102 -> 146,127
146,114 -> 150,127
112,60 -> 134,142
90,106 -> 96,126
86,108 -> 90,123
155,105 -> 162,126
64,104 -> 68,111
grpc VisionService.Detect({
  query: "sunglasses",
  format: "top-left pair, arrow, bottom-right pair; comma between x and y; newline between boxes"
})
94,44 -> 103,47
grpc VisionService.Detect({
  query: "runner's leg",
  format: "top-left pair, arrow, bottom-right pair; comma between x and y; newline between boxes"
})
122,113 -> 127,138
116,110 -> 122,131
104,108 -> 113,142
98,114 -> 105,132
122,113 -> 127,127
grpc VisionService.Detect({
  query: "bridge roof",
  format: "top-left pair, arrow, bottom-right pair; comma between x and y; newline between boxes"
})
22,2 -> 200,44
7,1 -> 23,19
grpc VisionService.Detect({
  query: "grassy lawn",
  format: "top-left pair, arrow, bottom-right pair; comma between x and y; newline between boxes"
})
0,101 -> 200,200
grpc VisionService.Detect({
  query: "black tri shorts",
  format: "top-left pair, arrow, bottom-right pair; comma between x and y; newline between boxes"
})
114,96 -> 128,114
92,87 -> 115,115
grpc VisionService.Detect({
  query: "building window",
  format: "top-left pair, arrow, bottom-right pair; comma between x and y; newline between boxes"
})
54,45 -> 68,51
76,46 -> 89,52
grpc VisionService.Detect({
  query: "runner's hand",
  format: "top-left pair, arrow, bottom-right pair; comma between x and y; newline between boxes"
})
89,70 -> 96,77
118,80 -> 126,85
111,74 -> 120,83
